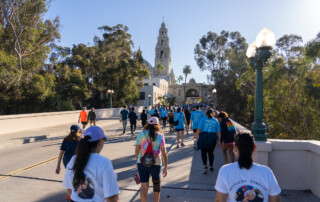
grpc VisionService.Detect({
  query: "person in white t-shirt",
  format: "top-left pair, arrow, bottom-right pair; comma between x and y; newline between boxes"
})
214,132 -> 281,202
63,126 -> 120,202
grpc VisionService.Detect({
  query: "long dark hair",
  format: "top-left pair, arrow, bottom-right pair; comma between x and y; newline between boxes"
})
72,136 -> 100,188
143,124 -> 162,141
235,132 -> 255,169
207,109 -> 214,119
64,131 -> 78,142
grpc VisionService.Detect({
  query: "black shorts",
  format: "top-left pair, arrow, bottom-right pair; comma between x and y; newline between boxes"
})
193,129 -> 197,133
81,122 -> 88,125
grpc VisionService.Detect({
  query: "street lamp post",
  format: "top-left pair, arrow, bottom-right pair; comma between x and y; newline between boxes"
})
246,28 -> 276,141
212,89 -> 217,107
148,94 -> 151,106
208,95 -> 211,105
107,89 -> 114,108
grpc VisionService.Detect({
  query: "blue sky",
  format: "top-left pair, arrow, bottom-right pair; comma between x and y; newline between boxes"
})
45,0 -> 320,83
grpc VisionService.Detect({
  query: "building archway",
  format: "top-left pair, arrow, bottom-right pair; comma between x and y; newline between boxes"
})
185,89 -> 200,104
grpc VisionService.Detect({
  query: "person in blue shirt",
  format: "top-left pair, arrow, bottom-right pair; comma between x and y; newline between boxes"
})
174,107 -> 186,148
120,105 -> 129,134
190,105 -> 205,149
150,106 -> 155,116
196,109 -> 221,174
160,107 -> 168,129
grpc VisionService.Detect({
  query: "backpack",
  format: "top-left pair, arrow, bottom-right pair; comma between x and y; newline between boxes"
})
140,132 -> 158,167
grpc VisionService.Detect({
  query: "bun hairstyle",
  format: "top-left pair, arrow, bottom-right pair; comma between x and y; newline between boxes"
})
235,132 -> 255,169
206,109 -> 215,119
72,136 -> 100,188
217,111 -> 228,119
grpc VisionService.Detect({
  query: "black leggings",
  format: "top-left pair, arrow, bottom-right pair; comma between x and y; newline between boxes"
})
201,141 -> 217,167
130,122 -> 136,133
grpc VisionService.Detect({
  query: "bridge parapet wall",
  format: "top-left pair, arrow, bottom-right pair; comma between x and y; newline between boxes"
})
0,106 -> 145,135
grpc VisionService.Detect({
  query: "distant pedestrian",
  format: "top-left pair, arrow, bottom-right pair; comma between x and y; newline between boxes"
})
78,107 -> 88,129
196,109 -> 221,174
190,105 -> 205,149
160,108 -> 168,129
135,117 -> 168,202
129,107 -> 138,135
217,111 -> 236,164
153,109 -> 160,119
140,109 -> 148,127
120,105 -> 129,134
88,107 -> 98,126
184,108 -> 191,134
167,109 -> 175,133
145,107 -> 150,118
56,125 -> 83,175
174,107 -> 185,148
63,126 -> 120,202
150,106 -> 155,116
215,132 -> 281,202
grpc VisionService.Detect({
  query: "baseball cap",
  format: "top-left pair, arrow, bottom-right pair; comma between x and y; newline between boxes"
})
70,125 -> 83,132
148,117 -> 159,125
84,126 -> 108,142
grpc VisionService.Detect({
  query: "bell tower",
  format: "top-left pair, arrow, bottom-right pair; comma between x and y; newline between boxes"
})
155,22 -> 171,77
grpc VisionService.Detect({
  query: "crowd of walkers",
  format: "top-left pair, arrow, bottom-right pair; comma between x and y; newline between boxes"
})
55,104 -> 281,202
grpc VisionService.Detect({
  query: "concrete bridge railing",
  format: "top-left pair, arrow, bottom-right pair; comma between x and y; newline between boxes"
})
0,106 -> 145,135
232,119 -> 320,198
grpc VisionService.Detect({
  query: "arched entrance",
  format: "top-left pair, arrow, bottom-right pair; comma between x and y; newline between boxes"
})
185,89 -> 200,104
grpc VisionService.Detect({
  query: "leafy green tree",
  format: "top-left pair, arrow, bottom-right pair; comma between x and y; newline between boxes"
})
155,62 -> 165,76
177,75 -> 183,83
183,65 -> 191,102
195,31 -> 250,123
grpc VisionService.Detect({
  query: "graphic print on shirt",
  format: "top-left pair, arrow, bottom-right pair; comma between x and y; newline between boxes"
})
75,176 -> 95,199
235,185 -> 263,202
226,120 -> 235,132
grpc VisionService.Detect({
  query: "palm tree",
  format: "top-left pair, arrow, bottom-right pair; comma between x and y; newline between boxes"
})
155,62 -> 165,76
177,75 -> 183,84
183,65 -> 192,103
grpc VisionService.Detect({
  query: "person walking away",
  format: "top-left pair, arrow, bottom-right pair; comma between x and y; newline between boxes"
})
129,107 -> 138,135
145,107 -> 150,118
78,107 -> 88,129
63,126 -> 120,202
174,107 -> 186,148
135,117 -> 168,202
150,106 -> 155,116
190,105 -> 205,149
184,108 -> 191,135
214,132 -> 281,202
140,109 -> 148,127
167,109 -> 175,133
160,108 -> 168,129
88,107 -> 98,126
217,111 -> 236,164
56,125 -> 83,175
196,109 -> 221,174
120,105 -> 129,134
153,109 -> 160,119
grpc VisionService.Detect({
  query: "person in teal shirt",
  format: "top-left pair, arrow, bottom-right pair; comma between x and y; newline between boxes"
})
150,106 -> 155,116
196,109 -> 221,174
190,105 -> 205,148
174,107 -> 186,148
160,108 -> 168,129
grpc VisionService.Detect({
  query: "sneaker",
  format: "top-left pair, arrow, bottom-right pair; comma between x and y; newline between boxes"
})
176,144 -> 180,148
181,143 -> 185,147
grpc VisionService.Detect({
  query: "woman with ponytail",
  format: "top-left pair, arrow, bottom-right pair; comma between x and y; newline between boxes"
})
63,126 -> 119,202
195,109 -> 221,174
215,132 -> 281,202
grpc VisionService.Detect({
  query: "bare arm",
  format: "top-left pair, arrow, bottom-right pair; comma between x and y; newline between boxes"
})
161,147 -> 168,177
217,132 -> 221,145
195,128 -> 202,138
269,195 -> 281,202
55,150 -> 64,174
135,145 -> 141,160
214,191 -> 227,202
106,194 -> 119,202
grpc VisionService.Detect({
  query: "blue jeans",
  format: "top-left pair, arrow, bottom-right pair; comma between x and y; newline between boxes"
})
137,163 -> 161,183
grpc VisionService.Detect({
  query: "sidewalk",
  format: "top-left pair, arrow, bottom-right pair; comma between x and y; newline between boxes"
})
0,118 -> 121,150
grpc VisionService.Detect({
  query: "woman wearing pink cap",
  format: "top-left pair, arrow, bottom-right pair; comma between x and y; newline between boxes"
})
135,117 -> 168,202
